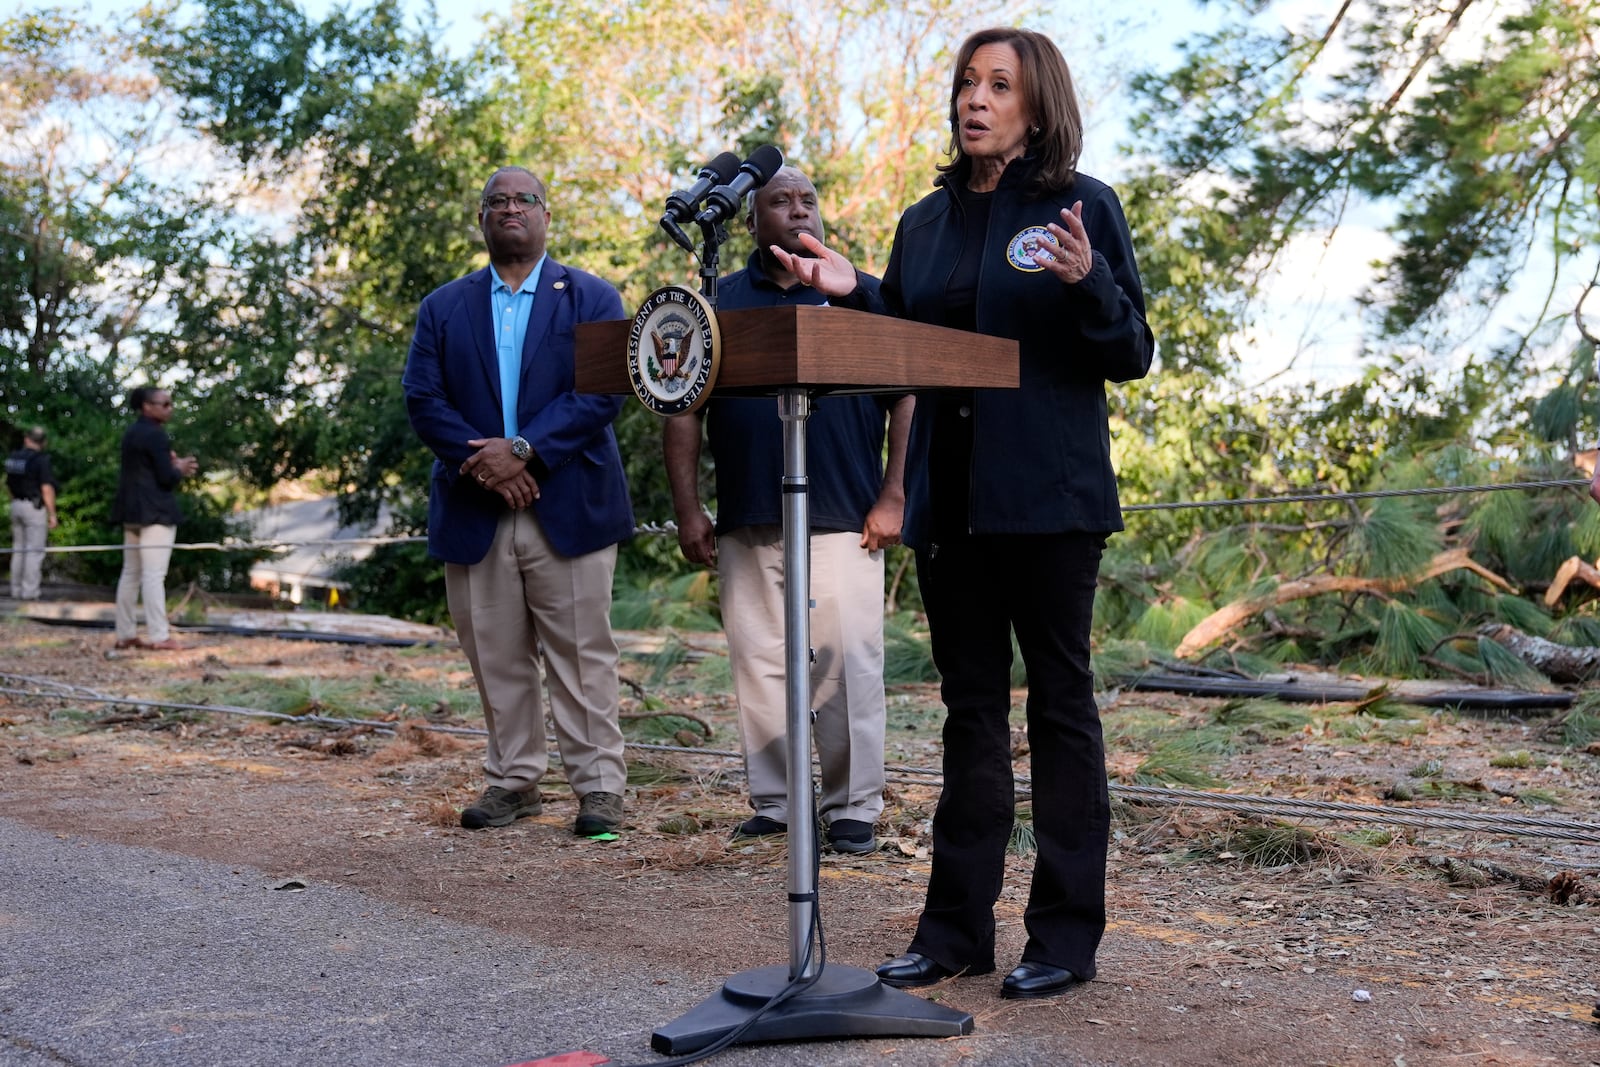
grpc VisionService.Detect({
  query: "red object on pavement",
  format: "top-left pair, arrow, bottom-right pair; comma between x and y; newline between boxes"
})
501,1053 -> 610,1067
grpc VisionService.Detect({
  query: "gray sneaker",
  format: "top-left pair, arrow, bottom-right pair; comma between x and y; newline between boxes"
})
460,785 -> 542,829
574,790 -> 623,836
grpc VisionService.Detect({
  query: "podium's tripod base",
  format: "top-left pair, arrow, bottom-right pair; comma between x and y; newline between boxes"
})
649,963 -> 973,1055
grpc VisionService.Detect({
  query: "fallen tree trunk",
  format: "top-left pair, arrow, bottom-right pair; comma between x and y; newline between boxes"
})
1175,548 -> 1515,660
1118,670 -> 1571,711
1477,622 -> 1600,683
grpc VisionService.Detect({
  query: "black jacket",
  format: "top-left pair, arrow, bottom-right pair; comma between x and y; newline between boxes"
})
111,417 -> 184,526
881,159 -> 1154,547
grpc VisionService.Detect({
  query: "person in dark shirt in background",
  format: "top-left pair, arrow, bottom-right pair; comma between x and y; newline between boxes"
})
6,426 -> 59,601
111,387 -> 198,651
664,165 -> 913,855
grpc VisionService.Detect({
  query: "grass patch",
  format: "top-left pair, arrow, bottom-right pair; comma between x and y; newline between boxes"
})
1488,750 -> 1534,769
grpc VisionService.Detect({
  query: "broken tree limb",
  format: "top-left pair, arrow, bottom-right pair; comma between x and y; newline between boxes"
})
1544,555 -> 1600,606
1174,548 -> 1516,660
1477,622 -> 1600,683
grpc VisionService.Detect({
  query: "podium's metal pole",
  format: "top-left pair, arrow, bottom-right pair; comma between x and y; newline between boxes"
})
778,387 -> 817,977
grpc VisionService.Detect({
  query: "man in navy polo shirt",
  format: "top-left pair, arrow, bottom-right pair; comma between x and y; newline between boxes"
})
664,165 -> 913,854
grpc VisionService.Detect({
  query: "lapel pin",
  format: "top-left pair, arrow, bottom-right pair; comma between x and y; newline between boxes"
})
553,281 -> 566,290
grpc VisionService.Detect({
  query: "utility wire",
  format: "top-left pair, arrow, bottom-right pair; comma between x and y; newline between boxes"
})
3,478 -> 1593,556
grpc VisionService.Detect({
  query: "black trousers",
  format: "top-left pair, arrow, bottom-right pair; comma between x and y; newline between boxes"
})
907,531 -> 1109,978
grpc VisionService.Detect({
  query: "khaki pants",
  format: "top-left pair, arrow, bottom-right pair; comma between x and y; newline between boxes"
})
8,498 -> 48,600
445,509 -> 627,797
718,525 -> 887,825
115,524 -> 176,642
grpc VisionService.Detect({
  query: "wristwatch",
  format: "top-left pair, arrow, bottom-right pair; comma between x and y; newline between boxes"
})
509,435 -> 532,462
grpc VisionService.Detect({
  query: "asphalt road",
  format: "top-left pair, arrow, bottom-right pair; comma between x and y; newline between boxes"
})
0,819 -> 1088,1067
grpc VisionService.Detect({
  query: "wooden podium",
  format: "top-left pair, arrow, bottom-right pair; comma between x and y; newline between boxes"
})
576,304 -> 1018,1055
575,303 -> 1019,396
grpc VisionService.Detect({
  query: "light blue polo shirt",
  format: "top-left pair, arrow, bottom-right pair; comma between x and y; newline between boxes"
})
490,256 -> 547,437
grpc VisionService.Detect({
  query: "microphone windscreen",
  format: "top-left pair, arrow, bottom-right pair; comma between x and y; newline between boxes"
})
707,151 -> 742,183
746,145 -> 784,182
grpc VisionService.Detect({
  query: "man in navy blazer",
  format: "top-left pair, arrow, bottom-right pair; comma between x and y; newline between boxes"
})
403,165 -> 633,836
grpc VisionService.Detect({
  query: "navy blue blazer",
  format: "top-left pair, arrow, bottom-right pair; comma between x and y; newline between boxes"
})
403,259 -> 633,565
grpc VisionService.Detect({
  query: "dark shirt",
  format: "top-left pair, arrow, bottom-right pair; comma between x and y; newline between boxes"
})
111,417 -> 184,526
704,252 -> 894,535
5,449 -> 55,504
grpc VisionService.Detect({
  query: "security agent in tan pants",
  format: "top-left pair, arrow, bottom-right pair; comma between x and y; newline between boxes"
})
663,166 -> 912,854
403,165 -> 634,836
6,426 -> 59,601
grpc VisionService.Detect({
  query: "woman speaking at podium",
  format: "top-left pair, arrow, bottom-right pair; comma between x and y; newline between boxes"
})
774,25 -> 1154,1001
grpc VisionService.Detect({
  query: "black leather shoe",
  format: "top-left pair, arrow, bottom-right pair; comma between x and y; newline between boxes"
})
1001,961 -> 1084,1000
876,952 -> 955,989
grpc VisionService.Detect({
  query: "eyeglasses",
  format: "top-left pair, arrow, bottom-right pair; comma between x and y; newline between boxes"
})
481,192 -> 544,213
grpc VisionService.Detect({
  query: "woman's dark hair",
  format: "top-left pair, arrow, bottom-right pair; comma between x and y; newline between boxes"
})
938,27 -> 1083,196
128,386 -> 159,412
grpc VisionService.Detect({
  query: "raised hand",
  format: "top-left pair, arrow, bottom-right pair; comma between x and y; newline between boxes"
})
1035,202 -> 1093,284
769,232 -> 859,297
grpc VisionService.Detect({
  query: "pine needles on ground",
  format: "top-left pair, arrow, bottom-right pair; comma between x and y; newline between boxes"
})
1129,735 -> 1227,788
1225,823 -> 1327,868
1211,699 -> 1312,736
1009,813 -> 1037,856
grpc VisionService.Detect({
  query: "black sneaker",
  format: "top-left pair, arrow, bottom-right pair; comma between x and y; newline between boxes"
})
461,785 -> 542,829
826,819 -> 876,854
732,815 -> 788,839
574,791 -> 623,836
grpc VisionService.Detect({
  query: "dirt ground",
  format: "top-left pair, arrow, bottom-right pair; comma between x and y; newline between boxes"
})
2,612 -> 1599,1066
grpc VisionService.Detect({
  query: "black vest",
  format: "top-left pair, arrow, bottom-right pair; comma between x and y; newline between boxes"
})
5,449 -> 42,501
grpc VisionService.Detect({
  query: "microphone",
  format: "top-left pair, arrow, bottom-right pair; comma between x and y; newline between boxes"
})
692,145 -> 785,227
660,151 -> 741,251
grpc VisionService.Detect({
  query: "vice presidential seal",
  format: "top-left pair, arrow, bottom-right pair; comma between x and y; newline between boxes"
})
1006,226 -> 1056,272
627,285 -> 722,416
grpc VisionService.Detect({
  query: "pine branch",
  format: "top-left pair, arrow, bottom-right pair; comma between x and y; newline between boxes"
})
1175,548 -> 1515,659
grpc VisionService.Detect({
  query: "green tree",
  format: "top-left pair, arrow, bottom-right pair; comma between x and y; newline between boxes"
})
1105,0 -> 1600,677
0,7 -> 250,589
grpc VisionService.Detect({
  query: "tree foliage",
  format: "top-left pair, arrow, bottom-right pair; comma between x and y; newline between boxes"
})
7,0 -> 1600,683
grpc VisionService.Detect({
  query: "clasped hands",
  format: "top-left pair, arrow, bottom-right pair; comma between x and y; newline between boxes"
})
461,437 -> 540,509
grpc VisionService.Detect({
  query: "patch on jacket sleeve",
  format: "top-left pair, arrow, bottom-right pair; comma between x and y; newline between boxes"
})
1006,226 -> 1056,272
